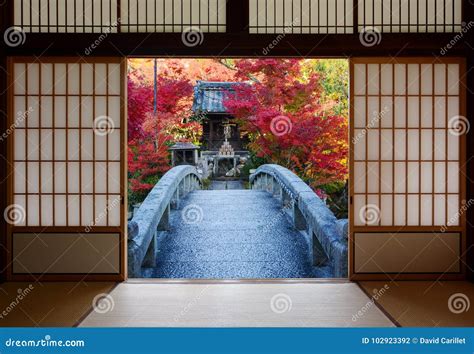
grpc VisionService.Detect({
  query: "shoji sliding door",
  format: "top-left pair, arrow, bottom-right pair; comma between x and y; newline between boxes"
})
7,58 -> 125,281
350,58 -> 466,280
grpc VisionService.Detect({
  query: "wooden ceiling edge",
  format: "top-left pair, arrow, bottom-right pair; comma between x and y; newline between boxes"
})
1,33 -> 471,58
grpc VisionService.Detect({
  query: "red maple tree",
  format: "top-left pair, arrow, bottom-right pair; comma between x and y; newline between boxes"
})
127,59 -> 348,204
224,59 -> 348,191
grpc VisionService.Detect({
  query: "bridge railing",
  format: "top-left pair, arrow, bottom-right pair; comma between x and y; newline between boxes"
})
128,165 -> 202,277
250,164 -> 348,277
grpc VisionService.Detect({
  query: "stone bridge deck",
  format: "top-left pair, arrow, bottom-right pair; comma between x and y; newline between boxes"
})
144,190 -> 331,278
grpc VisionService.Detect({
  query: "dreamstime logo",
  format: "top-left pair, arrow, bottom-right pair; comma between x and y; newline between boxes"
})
448,115 -> 469,136
93,116 -> 115,136
181,27 -> 204,47
352,284 -> 389,322
0,284 -> 34,320
3,204 -> 26,225
358,204 -> 380,225
4,26 -> 26,47
174,285 -> 210,323
448,293 -> 470,314
352,106 -> 389,145
441,198 -> 474,233
262,18 -> 299,55
440,21 -> 474,55
84,19 -> 121,55
270,115 -> 292,136
0,107 -> 33,142
359,27 -> 382,47
92,293 -> 115,314
181,204 -> 203,225
270,293 -> 292,314
85,196 -> 121,233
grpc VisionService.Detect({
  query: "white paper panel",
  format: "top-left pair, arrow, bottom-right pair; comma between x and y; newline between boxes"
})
407,195 -> 419,226
12,60 -> 123,228
122,0 -> 226,32
352,60 -> 463,227
250,0 -> 353,34
41,195 -> 53,226
27,195 -> 39,226
14,0 -> 119,33
359,0 -> 463,32
55,194 -> 67,226
68,162 -> 80,194
394,195 -> 406,225
68,195 -> 81,226
14,162 -> 26,194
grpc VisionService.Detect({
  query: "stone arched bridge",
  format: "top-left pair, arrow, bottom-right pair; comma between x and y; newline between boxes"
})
128,165 -> 348,279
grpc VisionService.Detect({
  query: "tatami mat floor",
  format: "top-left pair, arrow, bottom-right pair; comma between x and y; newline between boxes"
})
80,281 -> 394,327
0,282 -> 115,327
1,280 -> 472,327
359,281 -> 474,327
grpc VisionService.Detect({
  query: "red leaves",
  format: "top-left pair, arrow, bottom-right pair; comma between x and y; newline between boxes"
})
224,59 -> 348,189
127,58 -> 348,202
127,61 -> 202,201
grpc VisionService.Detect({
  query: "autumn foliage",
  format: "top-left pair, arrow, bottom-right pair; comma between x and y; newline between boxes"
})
224,59 -> 348,192
128,59 -> 348,205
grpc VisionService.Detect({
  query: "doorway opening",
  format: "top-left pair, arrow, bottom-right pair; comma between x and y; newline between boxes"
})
127,58 -> 349,279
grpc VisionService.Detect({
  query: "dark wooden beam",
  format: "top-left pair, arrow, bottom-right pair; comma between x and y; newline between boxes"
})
0,32 -> 469,57
0,0 -> 11,283
463,0 -> 474,282
227,0 -> 249,33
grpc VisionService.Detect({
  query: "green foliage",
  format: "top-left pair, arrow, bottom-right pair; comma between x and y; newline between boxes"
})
128,173 -> 161,207
320,181 -> 348,219
303,59 -> 349,116
201,178 -> 212,190
239,151 -> 267,178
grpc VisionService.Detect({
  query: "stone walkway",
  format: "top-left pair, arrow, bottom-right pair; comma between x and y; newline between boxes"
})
144,189 -> 332,278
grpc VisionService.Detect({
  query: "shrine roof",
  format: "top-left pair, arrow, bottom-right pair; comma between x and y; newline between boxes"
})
192,81 -> 243,113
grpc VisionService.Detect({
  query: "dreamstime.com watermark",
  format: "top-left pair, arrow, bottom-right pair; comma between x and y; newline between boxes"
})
84,196 -> 121,233
352,284 -> 389,322
0,107 -> 34,142
440,21 -> 474,55
173,285 -> 210,323
4,335 -> 85,348
0,284 -> 34,320
84,19 -> 121,55
262,19 -> 300,55
440,198 -> 474,233
352,106 -> 389,145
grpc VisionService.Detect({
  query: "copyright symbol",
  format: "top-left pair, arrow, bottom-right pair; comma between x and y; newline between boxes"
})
412,338 -> 418,344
